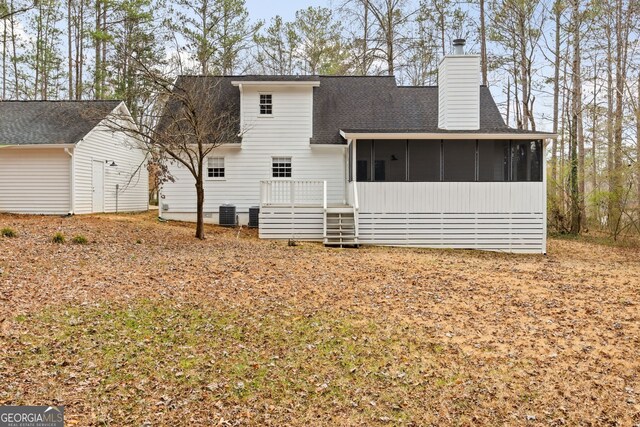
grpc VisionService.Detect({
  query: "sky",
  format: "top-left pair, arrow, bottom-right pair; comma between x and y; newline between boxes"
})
245,0 -> 329,22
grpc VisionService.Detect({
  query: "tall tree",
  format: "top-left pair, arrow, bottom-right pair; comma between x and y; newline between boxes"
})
212,0 -> 260,74
360,0 -> 414,76
253,15 -> 300,75
568,0 -> 582,234
294,6 -> 347,75
490,0 -> 544,131
550,0 -> 564,205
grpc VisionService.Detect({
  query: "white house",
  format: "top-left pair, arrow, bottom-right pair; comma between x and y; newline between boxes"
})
159,41 -> 555,253
0,100 -> 149,215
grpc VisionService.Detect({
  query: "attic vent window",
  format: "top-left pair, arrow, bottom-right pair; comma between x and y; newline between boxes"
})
260,94 -> 272,115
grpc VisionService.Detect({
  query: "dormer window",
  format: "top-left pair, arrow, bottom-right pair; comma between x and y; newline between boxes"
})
259,94 -> 272,115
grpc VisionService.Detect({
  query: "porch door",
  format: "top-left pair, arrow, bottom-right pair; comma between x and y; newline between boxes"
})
92,160 -> 104,213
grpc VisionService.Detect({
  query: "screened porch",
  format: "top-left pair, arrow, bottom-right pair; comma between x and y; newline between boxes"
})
349,138 -> 544,184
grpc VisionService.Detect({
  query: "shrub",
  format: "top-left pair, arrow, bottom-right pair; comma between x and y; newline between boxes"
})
1,227 -> 16,238
52,232 -> 65,244
72,235 -> 88,245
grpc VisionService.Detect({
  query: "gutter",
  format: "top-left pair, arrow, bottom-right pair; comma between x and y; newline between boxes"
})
0,143 -> 77,149
339,130 -> 558,140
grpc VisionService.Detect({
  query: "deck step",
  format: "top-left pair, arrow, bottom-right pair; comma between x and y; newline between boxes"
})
324,209 -> 358,248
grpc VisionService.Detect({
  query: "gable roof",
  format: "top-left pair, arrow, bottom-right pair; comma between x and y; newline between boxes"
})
312,77 -> 547,144
0,100 -> 122,146
169,75 -> 554,145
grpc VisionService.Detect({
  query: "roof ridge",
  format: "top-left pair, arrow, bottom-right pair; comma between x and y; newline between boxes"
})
398,85 -> 438,88
177,74 -> 396,79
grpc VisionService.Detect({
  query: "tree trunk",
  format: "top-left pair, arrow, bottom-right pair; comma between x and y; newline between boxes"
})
517,14 -> 530,130
10,0 -> 19,98
569,0 -> 581,234
611,0 -> 628,236
362,0 -> 368,75
506,78 -> 511,126
637,72 -> 640,223
195,179 -> 205,240
591,60 -> 599,225
606,13 -> 614,229
479,0 -> 487,86
551,0 -> 561,201
95,0 -> 101,99
76,0 -> 83,99
68,0 -> 73,99
2,9 -> 7,99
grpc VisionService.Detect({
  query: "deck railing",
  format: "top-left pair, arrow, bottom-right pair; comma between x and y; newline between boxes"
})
260,180 -> 326,207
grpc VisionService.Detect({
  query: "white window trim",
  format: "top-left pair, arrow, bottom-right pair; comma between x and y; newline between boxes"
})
258,92 -> 273,117
271,156 -> 292,179
206,156 -> 226,181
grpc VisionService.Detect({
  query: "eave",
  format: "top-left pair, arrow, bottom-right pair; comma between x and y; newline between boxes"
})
339,130 -> 558,140
231,81 -> 320,87
0,143 -> 77,149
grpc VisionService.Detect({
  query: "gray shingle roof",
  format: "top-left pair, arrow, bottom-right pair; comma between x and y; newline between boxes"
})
0,100 -> 122,145
170,75 -> 553,145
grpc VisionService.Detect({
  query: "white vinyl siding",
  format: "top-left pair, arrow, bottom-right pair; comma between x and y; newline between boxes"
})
0,148 -> 71,214
438,55 -> 481,130
160,85 -> 345,221
73,113 -> 148,214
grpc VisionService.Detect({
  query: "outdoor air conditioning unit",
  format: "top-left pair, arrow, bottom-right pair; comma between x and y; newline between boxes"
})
249,206 -> 260,228
219,204 -> 237,227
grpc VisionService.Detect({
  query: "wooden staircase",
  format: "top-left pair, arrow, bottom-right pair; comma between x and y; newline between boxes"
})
324,207 -> 358,247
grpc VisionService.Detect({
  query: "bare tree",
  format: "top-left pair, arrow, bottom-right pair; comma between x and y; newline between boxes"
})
105,64 -> 241,239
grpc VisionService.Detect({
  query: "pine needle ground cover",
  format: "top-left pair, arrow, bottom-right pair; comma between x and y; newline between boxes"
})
0,212 -> 638,425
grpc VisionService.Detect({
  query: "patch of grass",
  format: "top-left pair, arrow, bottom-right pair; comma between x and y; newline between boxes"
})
1,227 -> 16,238
71,235 -> 88,244
51,232 -> 65,244
6,300 -> 473,425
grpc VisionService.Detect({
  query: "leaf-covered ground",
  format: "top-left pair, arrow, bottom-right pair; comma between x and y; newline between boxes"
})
0,212 -> 638,426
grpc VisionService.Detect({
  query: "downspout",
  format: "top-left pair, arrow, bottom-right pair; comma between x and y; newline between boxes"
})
344,140 -> 350,204
238,83 -> 244,135
64,147 -> 75,214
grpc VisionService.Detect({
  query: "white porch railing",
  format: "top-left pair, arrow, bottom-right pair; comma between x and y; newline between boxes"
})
260,180 -> 326,207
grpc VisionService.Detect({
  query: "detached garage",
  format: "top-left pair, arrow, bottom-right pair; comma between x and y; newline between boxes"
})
0,100 -> 148,215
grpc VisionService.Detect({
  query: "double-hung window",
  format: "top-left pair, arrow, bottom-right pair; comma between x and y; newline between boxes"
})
207,157 -> 225,179
259,94 -> 273,115
272,157 -> 292,178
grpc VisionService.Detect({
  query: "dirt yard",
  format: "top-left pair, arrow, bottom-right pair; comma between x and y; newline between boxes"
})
0,212 -> 638,426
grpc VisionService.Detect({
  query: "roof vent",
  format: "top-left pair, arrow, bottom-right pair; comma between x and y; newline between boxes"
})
453,39 -> 466,55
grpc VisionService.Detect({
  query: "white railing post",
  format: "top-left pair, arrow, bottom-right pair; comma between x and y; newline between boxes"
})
259,181 -> 264,208
323,180 -> 327,239
353,181 -> 359,242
